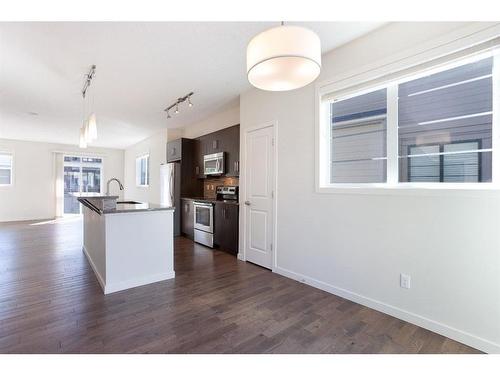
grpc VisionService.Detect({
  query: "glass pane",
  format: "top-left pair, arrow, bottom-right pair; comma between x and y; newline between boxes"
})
81,167 -> 101,193
64,166 -> 80,214
81,157 -> 102,164
408,145 -> 440,182
64,156 -> 80,163
195,206 -> 210,226
330,88 -> 387,183
443,142 -> 481,182
399,57 -> 492,182
0,168 -> 11,185
0,154 -> 12,168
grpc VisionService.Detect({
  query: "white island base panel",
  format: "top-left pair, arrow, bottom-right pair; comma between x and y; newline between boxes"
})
82,206 -> 175,294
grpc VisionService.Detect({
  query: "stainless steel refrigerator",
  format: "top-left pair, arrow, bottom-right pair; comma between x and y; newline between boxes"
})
160,162 -> 181,236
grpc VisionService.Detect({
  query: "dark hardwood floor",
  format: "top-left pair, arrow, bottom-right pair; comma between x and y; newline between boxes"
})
0,217 -> 480,354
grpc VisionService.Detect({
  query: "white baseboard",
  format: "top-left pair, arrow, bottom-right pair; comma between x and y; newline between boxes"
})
83,246 -> 175,295
82,246 -> 106,292
104,271 -> 176,294
237,253 -> 245,261
274,266 -> 500,354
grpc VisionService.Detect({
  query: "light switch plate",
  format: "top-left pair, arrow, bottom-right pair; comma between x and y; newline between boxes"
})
400,273 -> 411,289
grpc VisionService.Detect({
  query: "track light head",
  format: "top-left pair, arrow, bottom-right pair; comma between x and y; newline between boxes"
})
166,110 -> 171,119
175,104 -> 179,114
188,96 -> 193,107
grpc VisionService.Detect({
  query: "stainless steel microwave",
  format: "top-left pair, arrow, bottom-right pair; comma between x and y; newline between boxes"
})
204,152 -> 225,175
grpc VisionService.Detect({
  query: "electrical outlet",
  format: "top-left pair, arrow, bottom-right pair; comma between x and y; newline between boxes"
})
400,273 -> 411,289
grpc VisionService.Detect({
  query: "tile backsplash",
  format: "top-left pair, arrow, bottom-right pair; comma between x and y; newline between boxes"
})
203,177 -> 239,198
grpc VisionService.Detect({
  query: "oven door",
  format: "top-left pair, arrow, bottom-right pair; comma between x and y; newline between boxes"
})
193,202 -> 213,233
204,152 -> 224,175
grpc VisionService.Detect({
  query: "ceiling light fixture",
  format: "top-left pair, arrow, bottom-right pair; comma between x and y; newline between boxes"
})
246,22 -> 321,91
79,65 -> 98,148
164,92 -> 194,119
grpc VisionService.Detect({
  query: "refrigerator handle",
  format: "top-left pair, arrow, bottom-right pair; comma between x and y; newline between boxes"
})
169,166 -> 174,205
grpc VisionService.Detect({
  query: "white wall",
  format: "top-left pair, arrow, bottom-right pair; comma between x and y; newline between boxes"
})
239,22 -> 500,353
181,101 -> 239,138
123,129 -> 168,204
0,138 -> 124,222
123,102 -> 239,202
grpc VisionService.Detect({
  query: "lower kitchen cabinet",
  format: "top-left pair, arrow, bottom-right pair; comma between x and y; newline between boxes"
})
181,199 -> 194,240
214,203 -> 239,255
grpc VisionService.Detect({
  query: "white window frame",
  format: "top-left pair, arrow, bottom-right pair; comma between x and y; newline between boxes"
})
136,153 -> 150,187
0,152 -> 13,187
316,46 -> 500,196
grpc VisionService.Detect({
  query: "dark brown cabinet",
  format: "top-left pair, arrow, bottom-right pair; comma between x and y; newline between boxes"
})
214,203 -> 239,255
193,125 -> 240,179
181,199 -> 194,239
167,138 -> 182,162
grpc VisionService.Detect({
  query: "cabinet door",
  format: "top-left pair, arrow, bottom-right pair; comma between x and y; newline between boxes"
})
181,199 -> 194,239
194,137 -> 207,179
214,203 -> 224,247
224,204 -> 239,255
167,139 -> 182,162
214,203 -> 239,255
225,125 -> 240,177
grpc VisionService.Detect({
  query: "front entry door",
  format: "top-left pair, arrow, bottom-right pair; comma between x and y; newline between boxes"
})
244,124 -> 275,269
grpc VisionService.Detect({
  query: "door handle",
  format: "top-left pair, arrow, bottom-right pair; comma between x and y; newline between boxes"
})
244,201 -> 251,206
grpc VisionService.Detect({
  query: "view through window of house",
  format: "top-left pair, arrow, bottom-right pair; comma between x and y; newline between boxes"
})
64,156 -> 103,214
0,153 -> 13,185
330,88 -> 387,183
325,54 -> 494,185
136,154 -> 150,186
398,57 -> 492,183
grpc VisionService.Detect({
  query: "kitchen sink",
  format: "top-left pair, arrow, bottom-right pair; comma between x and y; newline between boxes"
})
117,201 -> 142,204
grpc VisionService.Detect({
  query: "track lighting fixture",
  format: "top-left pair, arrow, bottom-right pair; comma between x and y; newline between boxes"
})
164,92 -> 194,119
79,65 -> 98,148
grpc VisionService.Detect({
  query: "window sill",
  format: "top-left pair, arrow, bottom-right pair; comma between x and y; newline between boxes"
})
316,183 -> 500,197
136,185 -> 149,188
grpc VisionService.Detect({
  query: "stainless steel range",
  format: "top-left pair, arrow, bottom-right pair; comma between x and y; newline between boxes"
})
193,201 -> 214,247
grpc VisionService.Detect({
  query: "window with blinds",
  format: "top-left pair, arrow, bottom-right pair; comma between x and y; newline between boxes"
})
330,88 -> 387,183
399,57 -> 492,183
0,153 -> 13,185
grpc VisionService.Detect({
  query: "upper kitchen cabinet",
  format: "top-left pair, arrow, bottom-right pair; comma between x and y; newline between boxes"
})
224,125 -> 240,177
166,138 -> 182,162
194,124 -> 240,178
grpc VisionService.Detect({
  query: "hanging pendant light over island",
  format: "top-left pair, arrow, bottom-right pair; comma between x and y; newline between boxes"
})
246,24 -> 321,91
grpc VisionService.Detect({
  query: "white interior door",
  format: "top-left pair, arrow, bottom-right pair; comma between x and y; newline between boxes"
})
244,124 -> 275,269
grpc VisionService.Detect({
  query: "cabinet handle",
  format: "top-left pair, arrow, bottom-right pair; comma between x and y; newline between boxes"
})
195,166 -> 199,175
171,147 -> 175,155
213,140 -> 218,149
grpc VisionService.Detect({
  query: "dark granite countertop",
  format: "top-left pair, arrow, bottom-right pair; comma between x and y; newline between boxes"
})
104,202 -> 175,214
78,197 -> 174,215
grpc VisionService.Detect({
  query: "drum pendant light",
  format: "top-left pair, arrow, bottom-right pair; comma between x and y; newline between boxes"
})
246,24 -> 321,91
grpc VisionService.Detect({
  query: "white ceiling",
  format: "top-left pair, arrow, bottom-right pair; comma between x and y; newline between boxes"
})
0,22 -> 385,149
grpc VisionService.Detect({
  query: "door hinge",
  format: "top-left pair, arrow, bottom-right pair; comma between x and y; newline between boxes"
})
270,243 -> 273,251
271,138 -> 275,146
271,190 -> 274,198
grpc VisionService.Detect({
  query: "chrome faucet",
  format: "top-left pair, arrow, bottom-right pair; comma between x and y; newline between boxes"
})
106,178 -> 124,196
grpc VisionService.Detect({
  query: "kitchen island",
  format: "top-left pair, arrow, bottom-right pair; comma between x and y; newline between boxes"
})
78,196 -> 175,294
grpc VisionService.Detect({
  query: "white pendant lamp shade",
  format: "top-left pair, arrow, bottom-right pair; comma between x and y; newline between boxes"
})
79,127 -> 87,149
247,25 -> 321,91
88,113 -> 97,140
